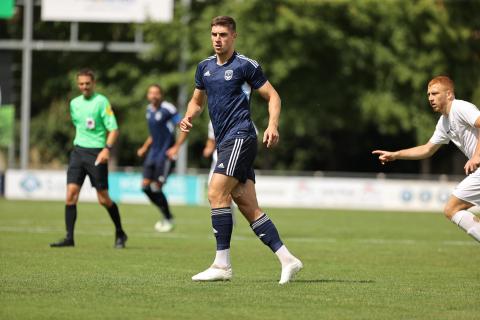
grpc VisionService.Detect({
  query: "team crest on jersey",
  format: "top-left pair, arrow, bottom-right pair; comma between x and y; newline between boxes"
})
224,70 -> 233,81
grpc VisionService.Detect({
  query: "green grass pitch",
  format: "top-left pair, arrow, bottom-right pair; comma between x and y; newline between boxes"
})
0,199 -> 479,319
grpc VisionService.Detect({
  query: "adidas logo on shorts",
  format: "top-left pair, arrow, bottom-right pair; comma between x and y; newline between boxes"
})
218,163 -> 225,169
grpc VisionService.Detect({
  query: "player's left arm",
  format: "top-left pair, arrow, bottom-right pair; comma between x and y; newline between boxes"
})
95,129 -> 118,165
464,116 -> 480,175
96,101 -> 119,165
256,81 -> 281,148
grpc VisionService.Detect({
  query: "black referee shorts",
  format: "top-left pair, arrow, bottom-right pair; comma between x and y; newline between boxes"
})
214,135 -> 257,183
67,146 -> 109,190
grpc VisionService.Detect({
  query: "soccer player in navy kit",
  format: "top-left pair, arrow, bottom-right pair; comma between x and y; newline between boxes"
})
180,16 -> 303,284
137,84 -> 187,232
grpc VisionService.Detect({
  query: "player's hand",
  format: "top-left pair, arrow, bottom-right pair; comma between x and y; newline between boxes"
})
95,148 -> 110,166
137,147 -> 147,158
263,126 -> 279,148
372,150 -> 397,165
464,155 -> 480,175
179,116 -> 193,132
166,145 -> 179,160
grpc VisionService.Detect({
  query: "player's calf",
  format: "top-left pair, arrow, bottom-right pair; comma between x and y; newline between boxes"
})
443,197 -> 480,242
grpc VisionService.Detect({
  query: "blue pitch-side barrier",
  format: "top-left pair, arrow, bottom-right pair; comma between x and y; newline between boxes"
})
108,172 -> 206,205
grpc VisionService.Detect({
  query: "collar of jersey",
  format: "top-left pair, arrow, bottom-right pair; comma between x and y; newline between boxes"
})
216,51 -> 237,67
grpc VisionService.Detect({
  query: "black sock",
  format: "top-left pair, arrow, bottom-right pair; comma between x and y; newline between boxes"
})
143,187 -> 173,220
106,202 -> 124,234
65,204 -> 77,240
211,207 -> 233,250
250,213 -> 284,252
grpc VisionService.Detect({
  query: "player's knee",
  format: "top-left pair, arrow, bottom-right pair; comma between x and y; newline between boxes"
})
66,192 -> 79,205
97,195 -> 112,207
443,202 -> 461,220
208,188 -> 229,207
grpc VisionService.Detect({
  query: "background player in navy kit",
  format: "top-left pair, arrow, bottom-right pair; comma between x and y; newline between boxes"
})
137,84 -> 187,232
180,16 -> 303,284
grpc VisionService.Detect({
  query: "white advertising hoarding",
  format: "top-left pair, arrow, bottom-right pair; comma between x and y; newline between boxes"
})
255,176 -> 458,212
41,0 -> 174,23
5,169 -> 459,212
5,170 -> 97,202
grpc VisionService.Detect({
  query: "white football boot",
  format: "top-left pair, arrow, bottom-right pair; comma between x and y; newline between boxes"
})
154,219 -> 174,233
279,258 -> 303,284
191,265 -> 232,281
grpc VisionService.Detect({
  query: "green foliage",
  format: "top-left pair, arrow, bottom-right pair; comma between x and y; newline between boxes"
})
18,0 -> 480,172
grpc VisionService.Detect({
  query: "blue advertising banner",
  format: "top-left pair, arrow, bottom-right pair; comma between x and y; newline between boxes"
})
108,173 -> 205,205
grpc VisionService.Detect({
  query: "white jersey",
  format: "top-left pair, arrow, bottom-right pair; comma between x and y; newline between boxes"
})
429,99 -> 480,159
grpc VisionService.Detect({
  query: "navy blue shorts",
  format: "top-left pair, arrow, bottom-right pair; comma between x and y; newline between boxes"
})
67,146 -> 109,190
143,158 -> 173,184
214,135 -> 257,183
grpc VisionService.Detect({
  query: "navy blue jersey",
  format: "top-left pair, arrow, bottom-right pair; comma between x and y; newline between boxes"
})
195,52 -> 267,145
145,101 -> 181,164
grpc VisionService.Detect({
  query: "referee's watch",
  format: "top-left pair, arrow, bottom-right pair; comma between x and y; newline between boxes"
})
105,144 -> 113,150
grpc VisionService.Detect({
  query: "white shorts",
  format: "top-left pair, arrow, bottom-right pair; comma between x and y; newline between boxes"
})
452,168 -> 480,206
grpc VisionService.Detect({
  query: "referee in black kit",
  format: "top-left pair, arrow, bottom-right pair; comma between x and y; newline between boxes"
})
50,69 -> 128,248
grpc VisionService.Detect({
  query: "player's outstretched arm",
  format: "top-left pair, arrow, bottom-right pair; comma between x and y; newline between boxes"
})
372,142 -> 441,165
180,89 -> 206,133
257,81 -> 281,148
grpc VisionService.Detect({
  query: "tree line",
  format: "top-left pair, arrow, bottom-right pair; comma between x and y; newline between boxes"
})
3,0 -> 480,174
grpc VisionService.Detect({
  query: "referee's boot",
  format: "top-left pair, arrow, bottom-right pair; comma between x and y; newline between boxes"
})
50,238 -> 75,248
115,231 -> 128,249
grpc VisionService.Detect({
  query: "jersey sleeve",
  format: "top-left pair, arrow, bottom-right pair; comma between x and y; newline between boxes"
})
195,63 -> 205,90
244,60 -> 268,90
429,117 -> 450,145
100,98 -> 118,131
456,102 -> 480,128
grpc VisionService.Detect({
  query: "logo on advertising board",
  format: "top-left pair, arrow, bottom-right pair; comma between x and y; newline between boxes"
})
20,175 -> 41,192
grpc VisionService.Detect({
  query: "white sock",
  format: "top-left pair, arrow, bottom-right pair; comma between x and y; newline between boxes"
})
213,249 -> 231,268
275,245 -> 296,267
451,210 -> 480,242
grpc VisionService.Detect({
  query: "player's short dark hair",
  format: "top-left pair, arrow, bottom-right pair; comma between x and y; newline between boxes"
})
148,84 -> 163,94
76,68 -> 95,81
428,76 -> 455,93
211,16 -> 236,32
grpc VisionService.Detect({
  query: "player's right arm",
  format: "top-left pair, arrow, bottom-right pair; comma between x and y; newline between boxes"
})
372,142 -> 441,165
137,136 -> 152,157
180,89 -> 206,132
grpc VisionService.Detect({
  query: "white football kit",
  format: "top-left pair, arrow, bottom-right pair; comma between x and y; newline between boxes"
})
429,99 -> 480,205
